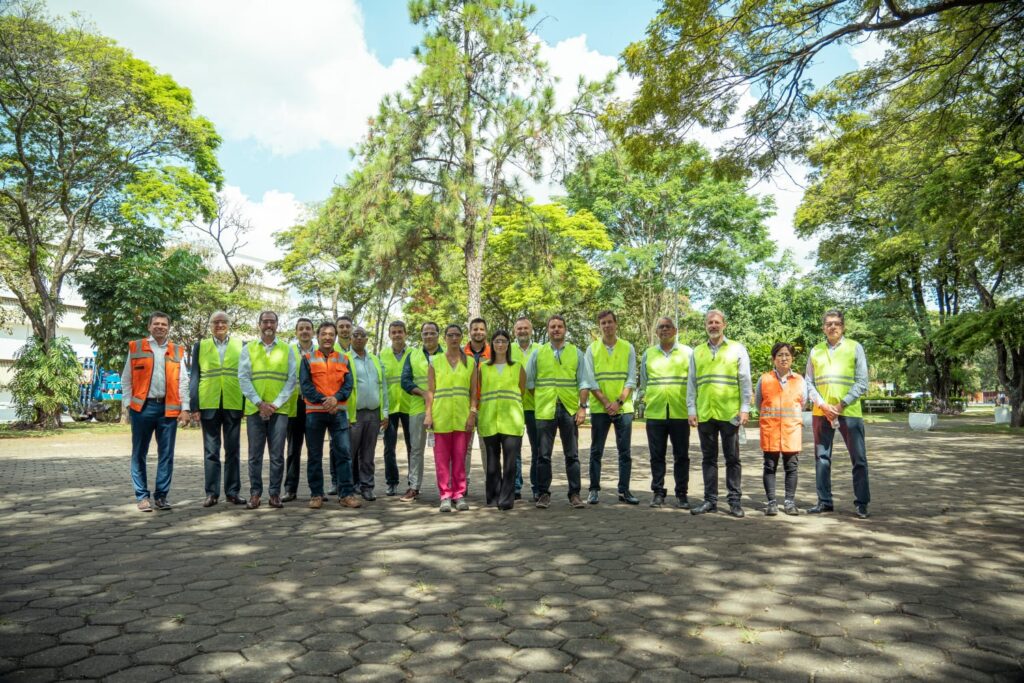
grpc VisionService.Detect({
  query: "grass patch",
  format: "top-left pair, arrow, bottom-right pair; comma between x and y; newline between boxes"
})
937,423 -> 1023,436
532,599 -> 550,617
485,596 -> 506,611
171,614 -> 186,624
740,629 -> 760,644
0,421 -> 131,439
414,581 -> 435,594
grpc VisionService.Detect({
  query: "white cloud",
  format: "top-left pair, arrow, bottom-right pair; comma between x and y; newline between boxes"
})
52,0 -> 421,155
849,35 -> 889,69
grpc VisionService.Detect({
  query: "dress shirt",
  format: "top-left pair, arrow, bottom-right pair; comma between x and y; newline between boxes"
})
237,337 -> 297,409
121,336 -> 191,410
686,337 -> 753,417
805,337 -> 869,407
754,369 -> 811,408
524,343 -> 595,391
351,350 -> 389,416
638,342 -> 694,393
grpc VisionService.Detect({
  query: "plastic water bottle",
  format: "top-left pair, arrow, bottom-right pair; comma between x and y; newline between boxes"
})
737,426 -> 748,445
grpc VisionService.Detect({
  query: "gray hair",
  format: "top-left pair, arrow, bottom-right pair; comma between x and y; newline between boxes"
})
208,310 -> 230,325
705,309 -> 726,322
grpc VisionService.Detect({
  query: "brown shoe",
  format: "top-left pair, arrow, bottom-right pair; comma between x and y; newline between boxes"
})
226,495 -> 245,505
202,495 -> 218,508
399,488 -> 419,503
246,495 -> 261,509
308,496 -> 323,509
137,498 -> 152,512
569,494 -> 585,509
282,492 -> 297,502
339,495 -> 363,509
269,494 -> 283,508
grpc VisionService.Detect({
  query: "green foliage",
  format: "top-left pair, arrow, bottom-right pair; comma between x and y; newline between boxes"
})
7,336 -> 81,429
76,224 -> 207,369
615,0 -> 1021,172
564,144 -> 774,347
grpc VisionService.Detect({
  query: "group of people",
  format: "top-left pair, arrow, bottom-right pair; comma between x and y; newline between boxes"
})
123,307 -> 872,519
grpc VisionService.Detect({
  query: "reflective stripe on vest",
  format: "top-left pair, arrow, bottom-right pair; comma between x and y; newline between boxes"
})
128,339 -> 183,418
381,347 -> 410,414
305,350 -> 349,413
758,371 -> 806,453
810,339 -> 863,418
404,348 -> 436,416
243,341 -> 296,417
347,351 -> 385,424
478,363 -> 524,437
510,341 -> 540,411
197,337 -> 243,410
693,341 -> 742,422
588,339 -> 634,414
431,355 -> 473,434
534,343 -> 579,420
643,344 -> 691,420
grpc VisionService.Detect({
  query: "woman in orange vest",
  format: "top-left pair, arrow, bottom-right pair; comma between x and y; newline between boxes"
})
755,342 -> 810,516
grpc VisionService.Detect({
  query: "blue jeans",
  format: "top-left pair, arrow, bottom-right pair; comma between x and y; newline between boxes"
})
306,411 -> 355,497
813,415 -> 870,507
517,410 -> 538,495
246,413 -> 288,497
130,399 -> 178,501
588,412 -> 634,493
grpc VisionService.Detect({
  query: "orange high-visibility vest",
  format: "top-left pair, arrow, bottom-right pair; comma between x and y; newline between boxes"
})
758,371 -> 805,453
304,349 -> 350,413
128,339 -> 184,417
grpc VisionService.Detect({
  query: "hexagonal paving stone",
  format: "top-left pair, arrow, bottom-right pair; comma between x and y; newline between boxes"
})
358,623 -> 415,642
456,659 -> 524,682
289,651 -> 357,675
177,652 -> 248,674
104,665 -> 176,683
505,628 -> 563,648
241,640 -> 306,663
135,643 -> 201,665
351,641 -> 412,665
60,654 -> 133,679
560,637 -> 618,658
222,661 -> 294,683
571,657 -> 636,682
509,647 -> 573,672
341,663 -> 406,682
21,644 -> 90,668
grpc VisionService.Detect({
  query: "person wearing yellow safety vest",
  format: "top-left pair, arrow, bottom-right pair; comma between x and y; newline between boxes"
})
755,342 -> 810,517
524,314 -> 594,509
399,321 -> 444,502
121,311 -> 191,512
238,310 -> 298,510
686,309 -> 752,518
424,324 -> 478,512
805,309 -> 871,519
585,310 -> 639,506
511,316 -> 541,501
381,321 -> 412,497
475,330 -> 527,510
283,318 -> 316,502
462,316 -> 491,494
638,317 -> 693,509
347,327 -> 389,501
326,314 -> 354,496
189,311 -> 245,508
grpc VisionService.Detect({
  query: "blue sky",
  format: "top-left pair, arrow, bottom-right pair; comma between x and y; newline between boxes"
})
47,0 -> 873,266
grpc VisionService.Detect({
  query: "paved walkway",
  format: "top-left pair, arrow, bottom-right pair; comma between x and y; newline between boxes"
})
1,422 -> 1022,681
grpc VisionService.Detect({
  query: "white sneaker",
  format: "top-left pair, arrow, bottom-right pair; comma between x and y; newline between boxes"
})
454,498 -> 469,511
439,498 -> 452,513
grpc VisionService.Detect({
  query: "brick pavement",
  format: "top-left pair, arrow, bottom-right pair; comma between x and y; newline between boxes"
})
1,422 -> 1022,681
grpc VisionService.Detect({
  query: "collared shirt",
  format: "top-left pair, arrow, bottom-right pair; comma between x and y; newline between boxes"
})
188,335 -> 236,413
638,341 -> 694,394
351,350 -> 388,415
524,343 -> 595,391
805,336 -> 869,407
121,336 -> 191,410
401,345 -> 443,393
237,337 -> 297,409
293,339 -> 315,358
583,338 -> 638,394
754,369 -> 811,408
210,334 -> 232,363
686,336 -> 753,417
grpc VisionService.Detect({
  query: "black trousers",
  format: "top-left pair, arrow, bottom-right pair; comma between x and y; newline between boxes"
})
284,398 -> 306,494
535,402 -> 582,498
201,408 -> 242,498
697,419 -> 742,505
646,418 -> 690,498
382,412 -> 409,488
763,452 -> 799,502
483,434 -> 521,509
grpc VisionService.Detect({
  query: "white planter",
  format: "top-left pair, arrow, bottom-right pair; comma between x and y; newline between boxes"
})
994,406 -> 1011,425
908,412 -> 938,431
801,411 -> 813,428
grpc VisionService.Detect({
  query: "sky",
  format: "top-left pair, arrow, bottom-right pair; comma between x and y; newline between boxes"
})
48,0 -> 882,273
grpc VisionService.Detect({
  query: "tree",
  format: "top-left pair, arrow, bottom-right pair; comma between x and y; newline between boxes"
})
615,0 -> 1021,172
564,144 -> 775,346
7,335 -> 80,428
352,0 -> 607,319
0,2 -> 221,425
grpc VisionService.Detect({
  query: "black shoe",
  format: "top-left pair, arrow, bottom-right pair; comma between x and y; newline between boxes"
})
690,501 -> 716,515
784,500 -> 799,516
765,501 -> 778,516
514,492 -> 522,500
587,490 -> 600,505
386,484 -> 398,496
154,498 -> 172,511
531,493 -> 539,503
361,489 -> 376,502
650,494 -> 665,508
618,491 -> 640,505
281,492 -> 297,502
202,495 -> 218,508
728,504 -> 745,518
675,496 -> 690,510
855,504 -> 870,519
807,502 -> 834,514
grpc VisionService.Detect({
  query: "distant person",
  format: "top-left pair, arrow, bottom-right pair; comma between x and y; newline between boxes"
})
381,321 -> 412,497
347,327 -> 388,501
476,330 -> 526,510
123,311 -> 191,511
189,311 -> 244,508
806,309 -> 871,519
510,316 -> 541,501
399,322 -> 444,502
755,342 -> 809,516
283,317 -> 316,502
687,309 -> 752,518
639,317 -> 693,508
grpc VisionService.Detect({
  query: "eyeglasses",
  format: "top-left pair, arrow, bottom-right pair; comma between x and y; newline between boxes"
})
656,325 -> 674,330
824,321 -> 843,328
